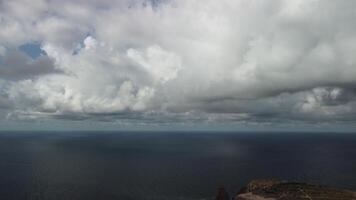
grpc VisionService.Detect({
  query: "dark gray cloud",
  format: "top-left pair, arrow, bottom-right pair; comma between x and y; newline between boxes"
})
0,50 -> 61,80
0,94 -> 12,109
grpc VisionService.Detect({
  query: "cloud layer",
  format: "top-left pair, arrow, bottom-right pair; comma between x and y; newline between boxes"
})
1,0 -> 356,128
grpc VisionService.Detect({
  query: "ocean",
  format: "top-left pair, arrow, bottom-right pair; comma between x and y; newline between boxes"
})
0,131 -> 355,200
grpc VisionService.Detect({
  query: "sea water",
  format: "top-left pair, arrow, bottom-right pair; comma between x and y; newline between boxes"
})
0,131 -> 355,200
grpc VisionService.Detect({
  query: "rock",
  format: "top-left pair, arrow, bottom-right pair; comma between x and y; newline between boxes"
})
245,180 -> 281,193
215,187 -> 230,200
235,180 -> 356,200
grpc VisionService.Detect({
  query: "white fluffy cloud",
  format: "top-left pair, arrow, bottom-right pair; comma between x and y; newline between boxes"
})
1,0 -> 356,126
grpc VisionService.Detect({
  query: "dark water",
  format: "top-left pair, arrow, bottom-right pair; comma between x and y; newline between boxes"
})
0,132 -> 356,200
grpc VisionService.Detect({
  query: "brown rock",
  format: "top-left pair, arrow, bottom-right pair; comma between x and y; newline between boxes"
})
235,180 -> 356,200
215,187 -> 230,200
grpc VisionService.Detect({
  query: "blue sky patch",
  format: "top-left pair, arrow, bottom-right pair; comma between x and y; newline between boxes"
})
19,42 -> 47,59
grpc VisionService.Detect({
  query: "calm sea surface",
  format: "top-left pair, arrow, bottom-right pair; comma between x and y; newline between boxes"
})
0,131 -> 356,200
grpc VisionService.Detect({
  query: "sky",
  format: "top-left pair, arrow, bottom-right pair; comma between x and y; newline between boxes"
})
1,0 -> 356,131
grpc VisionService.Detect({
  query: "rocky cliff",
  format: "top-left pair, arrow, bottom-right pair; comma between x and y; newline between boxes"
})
234,180 -> 356,200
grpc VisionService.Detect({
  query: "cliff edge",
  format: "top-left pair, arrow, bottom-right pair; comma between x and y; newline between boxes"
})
234,180 -> 356,200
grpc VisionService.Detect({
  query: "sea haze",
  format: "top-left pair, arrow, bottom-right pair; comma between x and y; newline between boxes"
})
0,132 -> 355,200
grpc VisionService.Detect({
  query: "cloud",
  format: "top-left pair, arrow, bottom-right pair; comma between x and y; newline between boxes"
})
0,49 -> 60,80
1,0 -> 356,127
